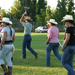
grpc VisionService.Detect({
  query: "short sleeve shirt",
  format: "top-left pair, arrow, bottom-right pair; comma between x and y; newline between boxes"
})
66,26 -> 75,46
47,26 -> 59,43
1,26 -> 15,41
22,22 -> 32,35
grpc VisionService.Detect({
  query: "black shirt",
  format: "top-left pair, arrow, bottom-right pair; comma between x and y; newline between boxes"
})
66,26 -> 75,46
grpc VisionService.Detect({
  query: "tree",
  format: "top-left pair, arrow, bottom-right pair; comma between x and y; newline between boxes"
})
10,0 -> 21,19
1,9 -> 7,17
36,0 -> 47,22
66,0 -> 74,15
55,0 -> 67,21
45,6 -> 51,21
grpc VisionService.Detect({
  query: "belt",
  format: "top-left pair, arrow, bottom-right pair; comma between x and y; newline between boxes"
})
25,34 -> 30,36
4,40 -> 13,44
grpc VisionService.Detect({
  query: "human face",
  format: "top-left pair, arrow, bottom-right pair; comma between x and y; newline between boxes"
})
65,21 -> 69,27
48,22 -> 52,27
2,22 -> 7,27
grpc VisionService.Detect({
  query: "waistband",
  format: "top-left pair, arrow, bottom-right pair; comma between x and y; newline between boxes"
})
4,40 -> 13,44
25,34 -> 30,36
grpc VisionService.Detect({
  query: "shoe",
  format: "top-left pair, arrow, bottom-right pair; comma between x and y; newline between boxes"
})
35,53 -> 37,59
19,57 -> 26,59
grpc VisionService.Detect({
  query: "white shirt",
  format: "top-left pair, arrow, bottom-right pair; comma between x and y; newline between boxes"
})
1,26 -> 15,41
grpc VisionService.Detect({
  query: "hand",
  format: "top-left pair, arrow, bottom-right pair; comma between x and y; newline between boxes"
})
46,42 -> 48,45
62,48 -> 64,52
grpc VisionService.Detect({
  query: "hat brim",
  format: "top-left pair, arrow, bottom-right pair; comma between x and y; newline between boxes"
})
47,21 -> 58,25
61,18 -> 73,22
24,18 -> 33,21
0,20 -> 2,23
2,21 -> 10,24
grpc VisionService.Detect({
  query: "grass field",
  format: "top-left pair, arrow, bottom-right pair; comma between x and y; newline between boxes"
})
0,32 -> 75,75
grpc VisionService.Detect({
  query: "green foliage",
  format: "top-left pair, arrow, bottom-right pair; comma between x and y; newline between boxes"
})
36,9 -> 46,22
1,9 -> 7,17
10,0 -> 21,19
66,0 -> 74,15
55,0 -> 67,21
45,6 -> 51,21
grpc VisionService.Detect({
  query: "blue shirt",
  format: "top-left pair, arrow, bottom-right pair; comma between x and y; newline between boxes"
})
22,22 -> 32,35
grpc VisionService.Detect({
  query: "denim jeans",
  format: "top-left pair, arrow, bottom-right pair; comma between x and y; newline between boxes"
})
22,35 -> 36,58
0,44 -> 14,67
46,42 -> 61,66
61,46 -> 75,75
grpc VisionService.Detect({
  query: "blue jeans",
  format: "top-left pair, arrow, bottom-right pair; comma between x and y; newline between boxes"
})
0,44 -> 14,67
46,43 -> 61,66
61,46 -> 75,75
22,35 -> 37,58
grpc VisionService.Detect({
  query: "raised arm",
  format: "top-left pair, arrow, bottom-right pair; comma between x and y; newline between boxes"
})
20,14 -> 25,25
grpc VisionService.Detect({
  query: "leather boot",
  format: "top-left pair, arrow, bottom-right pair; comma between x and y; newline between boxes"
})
1,64 -> 8,75
8,66 -> 12,75
34,53 -> 37,59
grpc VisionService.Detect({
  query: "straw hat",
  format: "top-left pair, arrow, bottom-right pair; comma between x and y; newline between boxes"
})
2,17 -> 10,24
61,15 -> 73,22
47,19 -> 58,25
24,16 -> 32,21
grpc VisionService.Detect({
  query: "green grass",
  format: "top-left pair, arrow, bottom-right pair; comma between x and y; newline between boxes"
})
0,32 -> 75,75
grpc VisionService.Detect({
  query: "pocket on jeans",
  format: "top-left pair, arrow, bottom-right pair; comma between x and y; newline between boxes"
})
69,49 -> 74,54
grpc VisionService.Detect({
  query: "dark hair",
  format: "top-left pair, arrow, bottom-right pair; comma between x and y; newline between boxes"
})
26,19 -> 31,22
66,20 -> 75,26
51,23 -> 55,25
4,22 -> 12,36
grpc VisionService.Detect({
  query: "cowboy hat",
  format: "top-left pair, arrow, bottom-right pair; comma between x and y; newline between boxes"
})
24,16 -> 32,21
2,17 -> 10,24
47,19 -> 58,25
9,21 -> 13,25
61,15 -> 73,22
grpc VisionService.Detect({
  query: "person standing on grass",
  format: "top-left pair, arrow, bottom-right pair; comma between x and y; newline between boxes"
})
61,15 -> 75,75
46,19 -> 61,67
20,13 -> 37,59
0,17 -> 15,75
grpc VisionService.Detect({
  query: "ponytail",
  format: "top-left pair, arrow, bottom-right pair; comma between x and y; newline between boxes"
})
9,25 -> 12,36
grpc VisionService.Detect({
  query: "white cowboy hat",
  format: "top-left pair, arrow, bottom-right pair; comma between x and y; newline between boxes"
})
2,17 -> 10,24
9,21 -> 13,25
61,15 -> 73,22
47,19 -> 58,25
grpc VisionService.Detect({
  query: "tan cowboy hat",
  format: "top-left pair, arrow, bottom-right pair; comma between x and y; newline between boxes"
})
47,19 -> 58,25
24,16 -> 32,21
2,17 -> 10,24
61,15 -> 73,22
